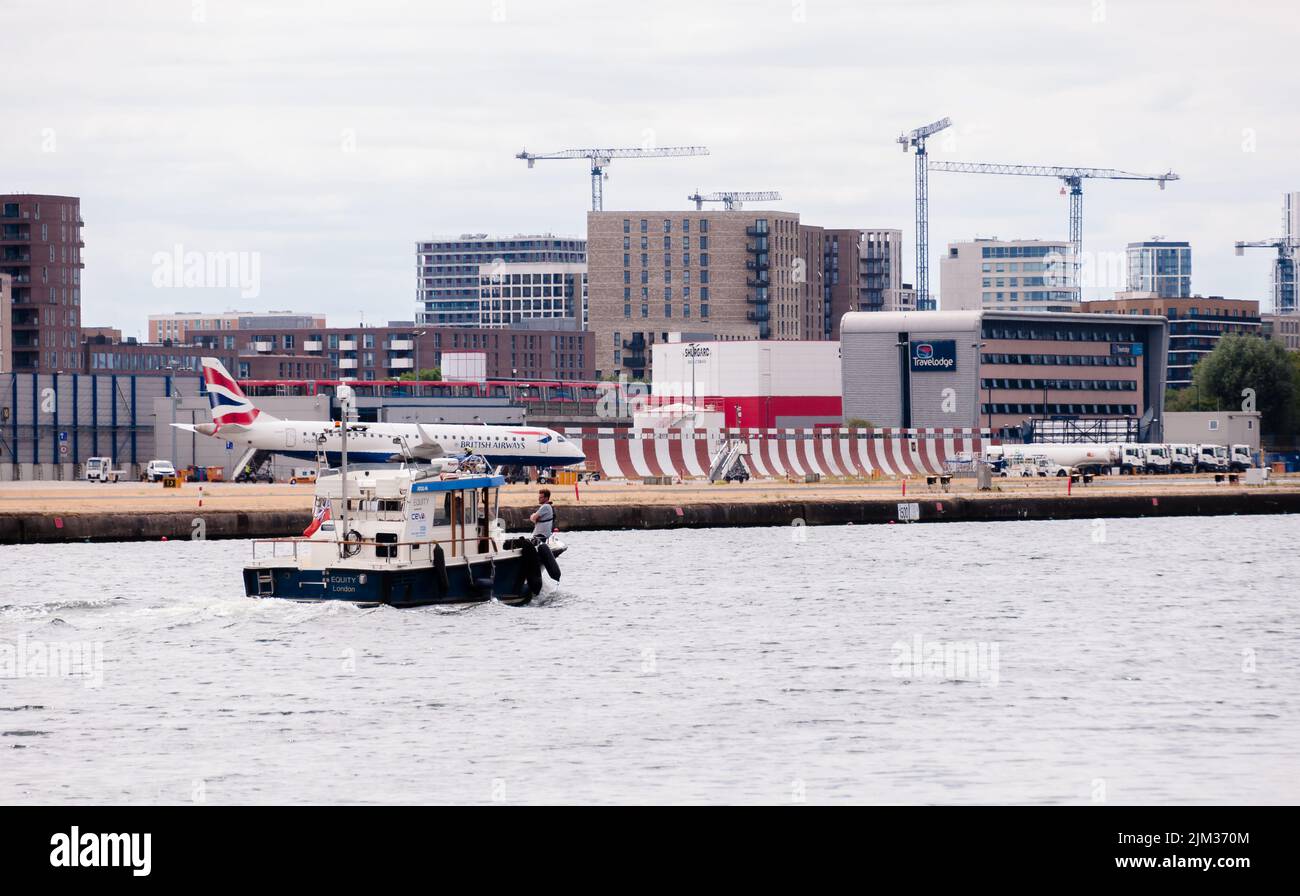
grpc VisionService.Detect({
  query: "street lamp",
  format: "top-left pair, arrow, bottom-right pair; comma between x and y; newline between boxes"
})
895,338 -> 912,429
165,366 -> 181,466
412,329 -> 427,394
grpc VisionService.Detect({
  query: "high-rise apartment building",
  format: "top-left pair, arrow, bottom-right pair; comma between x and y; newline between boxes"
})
476,262 -> 587,328
416,234 -> 586,327
1126,240 -> 1191,297
1,194 -> 85,372
817,229 -> 912,340
940,238 -> 1077,312
0,274 -> 13,373
586,210 -> 824,380
148,310 -> 327,344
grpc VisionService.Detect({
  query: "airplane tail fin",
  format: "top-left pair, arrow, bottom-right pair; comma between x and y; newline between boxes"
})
201,357 -> 277,427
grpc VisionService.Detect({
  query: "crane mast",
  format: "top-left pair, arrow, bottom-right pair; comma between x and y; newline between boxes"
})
1234,192 -> 1299,314
516,145 -> 710,211
897,117 -> 952,310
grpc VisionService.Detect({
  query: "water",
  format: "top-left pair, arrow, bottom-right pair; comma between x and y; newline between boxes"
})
1,515 -> 1296,805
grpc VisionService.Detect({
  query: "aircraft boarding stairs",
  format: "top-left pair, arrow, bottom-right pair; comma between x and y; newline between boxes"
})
708,439 -> 751,483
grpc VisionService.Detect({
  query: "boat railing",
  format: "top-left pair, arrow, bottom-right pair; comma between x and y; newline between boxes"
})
252,533 -> 511,564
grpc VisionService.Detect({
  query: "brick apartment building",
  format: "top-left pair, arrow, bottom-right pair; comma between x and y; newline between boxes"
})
148,310 -> 327,344
585,211 -> 914,378
1080,294 -> 1261,389
586,209 -> 836,380
82,332 -> 238,375
1,194 -> 85,372
189,323 -> 593,382
1263,313 -> 1300,352
0,274 -> 12,373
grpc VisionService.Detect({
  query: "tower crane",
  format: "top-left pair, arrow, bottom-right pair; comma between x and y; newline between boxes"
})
516,146 -> 710,211
687,191 -> 782,210
896,117 -> 952,309
928,161 -> 1179,296
1235,193 -> 1298,314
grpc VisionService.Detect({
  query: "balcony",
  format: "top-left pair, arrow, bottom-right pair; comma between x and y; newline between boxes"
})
303,340 -> 323,352
252,341 -> 273,353
622,354 -> 647,368
388,357 -> 414,370
389,339 -> 414,351
746,310 -> 771,323
745,242 -> 768,254
746,294 -> 767,305
745,259 -> 769,272
745,226 -> 767,237
622,339 -> 646,351
746,277 -> 769,288
339,340 -> 358,351
338,358 -> 358,370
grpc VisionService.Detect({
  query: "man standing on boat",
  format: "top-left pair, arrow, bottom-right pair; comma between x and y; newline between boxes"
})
530,488 -> 555,544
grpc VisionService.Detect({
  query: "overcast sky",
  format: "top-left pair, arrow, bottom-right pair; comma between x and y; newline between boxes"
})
3,0 -> 1296,335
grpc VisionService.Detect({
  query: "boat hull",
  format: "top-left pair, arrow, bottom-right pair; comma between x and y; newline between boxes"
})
242,554 -> 541,607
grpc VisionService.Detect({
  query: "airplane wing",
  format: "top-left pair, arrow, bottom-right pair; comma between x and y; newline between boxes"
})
406,425 -> 447,459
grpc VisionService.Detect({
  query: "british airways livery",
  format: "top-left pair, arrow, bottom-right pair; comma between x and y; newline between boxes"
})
174,358 -> 587,468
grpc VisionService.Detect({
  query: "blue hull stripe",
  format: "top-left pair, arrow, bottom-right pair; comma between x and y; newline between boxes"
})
274,450 -> 579,467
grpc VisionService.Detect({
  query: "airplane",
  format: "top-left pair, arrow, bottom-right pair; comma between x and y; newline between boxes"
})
172,357 -> 587,468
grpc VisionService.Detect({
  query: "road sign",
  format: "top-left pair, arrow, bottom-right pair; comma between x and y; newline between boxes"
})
59,444 -> 69,456
58,431 -> 68,442
226,441 -> 234,450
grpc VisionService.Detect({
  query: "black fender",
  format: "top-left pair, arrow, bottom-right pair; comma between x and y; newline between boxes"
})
432,543 -> 450,595
516,539 -> 544,596
537,542 -> 561,582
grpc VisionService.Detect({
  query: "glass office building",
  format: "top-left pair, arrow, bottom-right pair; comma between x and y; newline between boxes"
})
1126,241 -> 1191,298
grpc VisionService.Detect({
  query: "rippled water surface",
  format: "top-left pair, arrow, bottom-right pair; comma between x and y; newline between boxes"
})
1,515 -> 1297,804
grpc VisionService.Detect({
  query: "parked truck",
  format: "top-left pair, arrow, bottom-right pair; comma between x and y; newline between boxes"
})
1229,444 -> 1254,472
1169,444 -> 1197,474
1113,443 -> 1147,475
1196,444 -> 1229,473
1142,445 -> 1172,474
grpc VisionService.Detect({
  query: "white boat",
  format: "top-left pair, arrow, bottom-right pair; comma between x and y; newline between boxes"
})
243,458 -> 565,607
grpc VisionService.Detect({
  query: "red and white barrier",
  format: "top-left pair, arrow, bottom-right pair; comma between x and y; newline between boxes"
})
562,427 -> 991,480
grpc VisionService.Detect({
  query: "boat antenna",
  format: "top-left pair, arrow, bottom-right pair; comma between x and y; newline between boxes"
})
337,384 -> 355,552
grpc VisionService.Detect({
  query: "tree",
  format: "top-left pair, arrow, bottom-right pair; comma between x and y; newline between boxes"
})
397,368 -> 441,382
1174,335 -> 1300,436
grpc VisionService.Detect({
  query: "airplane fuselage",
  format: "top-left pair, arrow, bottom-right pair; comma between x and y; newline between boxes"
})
202,419 -> 585,467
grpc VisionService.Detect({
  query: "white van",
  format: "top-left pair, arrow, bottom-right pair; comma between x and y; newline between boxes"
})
145,459 -> 177,482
